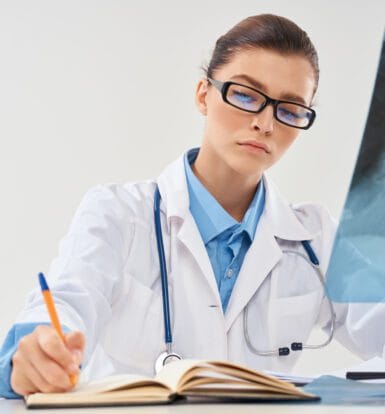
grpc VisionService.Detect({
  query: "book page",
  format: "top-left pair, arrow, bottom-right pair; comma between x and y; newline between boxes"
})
210,361 -> 295,386
25,385 -> 172,408
155,359 -> 307,397
155,359 -> 206,391
73,373 -> 171,394
176,360 -> 297,393
25,374 -> 173,407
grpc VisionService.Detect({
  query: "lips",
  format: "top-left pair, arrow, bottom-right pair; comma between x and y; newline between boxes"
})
238,140 -> 270,154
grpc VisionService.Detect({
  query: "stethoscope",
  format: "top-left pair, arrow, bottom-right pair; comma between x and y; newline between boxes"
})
153,185 -> 336,373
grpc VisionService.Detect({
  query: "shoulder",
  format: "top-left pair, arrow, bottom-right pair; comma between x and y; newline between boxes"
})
73,180 -> 157,223
264,176 -> 338,268
66,180 -> 158,253
290,201 -> 338,270
290,201 -> 338,238
264,175 -> 338,241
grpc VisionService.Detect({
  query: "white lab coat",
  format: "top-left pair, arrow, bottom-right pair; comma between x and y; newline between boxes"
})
16,153 -> 385,380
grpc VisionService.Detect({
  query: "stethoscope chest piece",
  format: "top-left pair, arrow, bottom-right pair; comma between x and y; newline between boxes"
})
155,351 -> 182,374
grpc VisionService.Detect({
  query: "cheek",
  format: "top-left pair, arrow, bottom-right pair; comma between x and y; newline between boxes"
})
206,104 -> 243,141
274,128 -> 299,155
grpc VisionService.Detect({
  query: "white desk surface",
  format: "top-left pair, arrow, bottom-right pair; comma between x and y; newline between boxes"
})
1,399 -> 385,413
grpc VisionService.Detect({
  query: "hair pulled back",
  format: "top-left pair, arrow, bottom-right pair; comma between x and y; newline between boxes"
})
202,14 -> 319,93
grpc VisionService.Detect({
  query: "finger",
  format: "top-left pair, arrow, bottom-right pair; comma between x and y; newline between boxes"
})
35,326 -> 76,373
11,371 -> 37,396
65,331 -> 85,365
27,339 -> 74,391
12,351 -> 54,395
16,334 -> 74,392
11,352 -> 38,396
65,331 -> 85,350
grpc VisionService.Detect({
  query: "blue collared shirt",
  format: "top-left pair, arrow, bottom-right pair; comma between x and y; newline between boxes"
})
184,148 -> 265,312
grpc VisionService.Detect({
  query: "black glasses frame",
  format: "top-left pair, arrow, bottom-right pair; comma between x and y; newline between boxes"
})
207,77 -> 316,130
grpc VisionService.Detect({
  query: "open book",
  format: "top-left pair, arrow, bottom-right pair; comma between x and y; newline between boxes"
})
25,359 -> 319,408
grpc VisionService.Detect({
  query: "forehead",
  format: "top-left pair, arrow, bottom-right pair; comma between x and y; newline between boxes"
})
215,48 -> 316,105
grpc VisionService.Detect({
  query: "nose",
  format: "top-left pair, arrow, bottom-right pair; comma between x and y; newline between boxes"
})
250,104 -> 274,134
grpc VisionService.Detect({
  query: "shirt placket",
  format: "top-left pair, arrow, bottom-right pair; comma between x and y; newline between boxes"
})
220,230 -> 246,311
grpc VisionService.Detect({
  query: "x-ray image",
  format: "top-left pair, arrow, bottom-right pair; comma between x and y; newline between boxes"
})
326,31 -> 385,302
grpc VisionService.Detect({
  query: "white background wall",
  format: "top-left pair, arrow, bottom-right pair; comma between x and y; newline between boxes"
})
0,0 -> 384,375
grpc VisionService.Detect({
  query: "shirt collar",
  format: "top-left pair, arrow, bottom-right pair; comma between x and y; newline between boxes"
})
184,148 -> 265,244
157,152 -> 316,242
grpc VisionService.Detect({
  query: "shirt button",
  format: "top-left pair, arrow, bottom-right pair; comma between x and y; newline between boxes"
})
226,268 -> 233,278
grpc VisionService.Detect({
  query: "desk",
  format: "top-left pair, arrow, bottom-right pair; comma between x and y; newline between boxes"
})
1,399 -> 385,413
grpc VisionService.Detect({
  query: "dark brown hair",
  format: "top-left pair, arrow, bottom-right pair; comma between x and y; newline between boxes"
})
202,14 -> 319,95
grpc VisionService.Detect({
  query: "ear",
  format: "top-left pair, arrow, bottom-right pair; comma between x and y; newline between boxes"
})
194,78 -> 209,116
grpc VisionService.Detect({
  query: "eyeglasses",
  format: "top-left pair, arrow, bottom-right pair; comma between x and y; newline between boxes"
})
207,77 -> 316,130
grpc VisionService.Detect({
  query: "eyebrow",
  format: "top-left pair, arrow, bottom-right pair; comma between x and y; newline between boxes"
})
229,74 -> 308,106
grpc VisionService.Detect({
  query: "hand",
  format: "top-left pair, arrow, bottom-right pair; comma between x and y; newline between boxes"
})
10,325 -> 85,396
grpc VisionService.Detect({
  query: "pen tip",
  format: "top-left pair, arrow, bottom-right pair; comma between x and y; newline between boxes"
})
38,272 -> 49,291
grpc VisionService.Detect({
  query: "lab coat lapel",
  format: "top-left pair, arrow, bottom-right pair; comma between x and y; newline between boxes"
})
224,215 -> 282,332
157,158 -> 318,327
157,154 -> 221,305
177,214 -> 221,304
224,175 -> 316,332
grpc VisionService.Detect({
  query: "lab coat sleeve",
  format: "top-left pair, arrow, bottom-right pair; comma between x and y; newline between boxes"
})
13,184 -> 133,367
311,205 -> 385,359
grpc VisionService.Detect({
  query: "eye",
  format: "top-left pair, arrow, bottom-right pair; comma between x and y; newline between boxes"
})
226,84 -> 264,110
278,106 -> 303,121
233,90 -> 255,103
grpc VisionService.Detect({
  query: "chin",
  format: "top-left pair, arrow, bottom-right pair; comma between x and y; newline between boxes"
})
227,155 -> 266,180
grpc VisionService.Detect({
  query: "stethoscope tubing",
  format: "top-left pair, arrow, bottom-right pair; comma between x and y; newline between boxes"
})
154,187 -> 173,346
243,247 -> 336,356
154,185 -> 336,362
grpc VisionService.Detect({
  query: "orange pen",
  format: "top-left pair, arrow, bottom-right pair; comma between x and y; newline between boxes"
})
38,272 -> 78,386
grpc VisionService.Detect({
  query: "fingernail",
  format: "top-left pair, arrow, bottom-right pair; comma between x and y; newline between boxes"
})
68,363 -> 79,375
71,349 -> 83,364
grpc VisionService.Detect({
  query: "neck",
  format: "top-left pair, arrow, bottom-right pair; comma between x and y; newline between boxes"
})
192,147 -> 261,222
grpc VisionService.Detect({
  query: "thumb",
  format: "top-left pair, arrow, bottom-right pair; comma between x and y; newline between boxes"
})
65,331 -> 85,365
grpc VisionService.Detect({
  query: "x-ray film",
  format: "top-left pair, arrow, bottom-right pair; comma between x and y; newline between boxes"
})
326,31 -> 385,302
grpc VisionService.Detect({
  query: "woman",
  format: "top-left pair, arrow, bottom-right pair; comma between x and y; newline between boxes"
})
1,13 -> 384,398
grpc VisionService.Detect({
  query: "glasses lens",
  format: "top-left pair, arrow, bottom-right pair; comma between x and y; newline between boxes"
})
226,84 -> 265,112
276,103 -> 313,128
